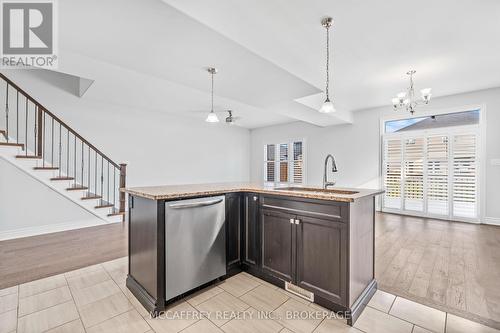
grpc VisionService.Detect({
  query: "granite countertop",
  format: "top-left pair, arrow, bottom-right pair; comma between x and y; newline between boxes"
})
122,182 -> 384,202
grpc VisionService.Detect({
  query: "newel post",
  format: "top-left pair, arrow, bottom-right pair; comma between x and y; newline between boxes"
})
119,163 -> 127,221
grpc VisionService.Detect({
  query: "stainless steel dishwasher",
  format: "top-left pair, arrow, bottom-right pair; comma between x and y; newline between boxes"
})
165,195 -> 226,300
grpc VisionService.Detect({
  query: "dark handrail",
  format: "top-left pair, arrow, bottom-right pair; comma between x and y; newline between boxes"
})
0,72 -> 119,169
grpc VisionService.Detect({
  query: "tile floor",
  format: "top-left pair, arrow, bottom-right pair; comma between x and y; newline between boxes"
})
1,257 -> 498,333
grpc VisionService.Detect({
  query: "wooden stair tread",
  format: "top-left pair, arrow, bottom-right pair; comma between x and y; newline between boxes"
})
108,211 -> 125,217
95,199 -> 113,209
16,155 -> 41,159
50,176 -> 75,181
34,166 -> 59,170
0,142 -> 24,148
108,207 -> 125,218
67,185 -> 88,191
81,193 -> 102,200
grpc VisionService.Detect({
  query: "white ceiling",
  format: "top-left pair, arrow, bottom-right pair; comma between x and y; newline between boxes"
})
53,0 -> 500,128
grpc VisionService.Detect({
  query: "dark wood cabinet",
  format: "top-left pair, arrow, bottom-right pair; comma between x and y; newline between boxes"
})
243,193 -> 260,268
295,215 -> 347,306
261,209 -> 295,281
128,191 -> 377,326
258,196 -> 350,307
225,193 -> 242,271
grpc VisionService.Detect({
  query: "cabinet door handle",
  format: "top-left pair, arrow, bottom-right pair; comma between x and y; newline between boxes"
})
290,218 -> 294,224
295,219 -> 300,225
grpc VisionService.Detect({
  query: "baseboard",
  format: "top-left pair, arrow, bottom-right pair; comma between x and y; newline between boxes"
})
348,279 -> 377,326
0,218 -> 120,241
483,217 -> 500,226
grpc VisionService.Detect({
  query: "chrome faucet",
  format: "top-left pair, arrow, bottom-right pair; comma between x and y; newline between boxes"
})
323,154 -> 338,189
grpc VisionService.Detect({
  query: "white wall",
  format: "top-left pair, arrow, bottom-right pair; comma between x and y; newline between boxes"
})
2,70 -> 251,187
250,87 -> 500,222
0,158 -> 100,238
0,70 -> 250,238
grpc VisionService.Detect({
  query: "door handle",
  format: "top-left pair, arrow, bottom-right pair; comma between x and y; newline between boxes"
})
290,218 -> 294,224
295,219 -> 300,225
169,198 -> 223,209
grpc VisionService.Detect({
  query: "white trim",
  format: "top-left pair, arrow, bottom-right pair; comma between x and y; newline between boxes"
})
380,103 -> 484,125
382,208 -> 480,224
483,217 -> 500,226
478,104 -> 487,224
0,218 -> 120,241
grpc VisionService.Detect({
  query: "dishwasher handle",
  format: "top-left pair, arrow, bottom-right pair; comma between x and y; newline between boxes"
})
168,198 -> 223,209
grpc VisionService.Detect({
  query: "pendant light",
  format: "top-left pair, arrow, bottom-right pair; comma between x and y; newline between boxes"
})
319,17 -> 336,113
206,67 -> 219,123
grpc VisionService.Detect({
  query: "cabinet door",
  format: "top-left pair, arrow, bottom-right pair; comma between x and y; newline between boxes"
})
243,194 -> 260,267
295,216 -> 347,305
225,193 -> 242,270
261,209 -> 295,281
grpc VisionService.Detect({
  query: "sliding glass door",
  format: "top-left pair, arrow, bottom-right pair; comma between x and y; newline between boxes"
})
382,127 -> 479,222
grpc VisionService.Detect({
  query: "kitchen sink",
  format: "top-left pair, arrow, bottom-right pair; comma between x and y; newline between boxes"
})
273,187 -> 359,195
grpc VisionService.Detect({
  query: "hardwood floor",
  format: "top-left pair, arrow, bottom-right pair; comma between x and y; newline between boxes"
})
376,212 -> 500,329
0,222 -> 127,290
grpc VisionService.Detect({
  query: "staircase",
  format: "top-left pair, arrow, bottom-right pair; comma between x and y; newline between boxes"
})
0,72 -> 126,224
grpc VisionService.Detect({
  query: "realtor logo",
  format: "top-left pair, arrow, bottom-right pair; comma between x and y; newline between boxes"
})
1,0 -> 58,68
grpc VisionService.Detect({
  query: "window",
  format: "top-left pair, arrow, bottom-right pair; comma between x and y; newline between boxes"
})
264,140 -> 305,184
385,110 -> 479,133
382,124 -> 479,221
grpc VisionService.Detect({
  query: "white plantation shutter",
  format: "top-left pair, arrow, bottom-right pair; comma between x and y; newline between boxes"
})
292,141 -> 303,183
403,137 -> 424,211
383,139 -> 402,209
382,129 -> 479,221
264,140 -> 305,184
279,143 -> 289,182
427,136 -> 449,215
452,134 -> 477,218
264,144 -> 275,182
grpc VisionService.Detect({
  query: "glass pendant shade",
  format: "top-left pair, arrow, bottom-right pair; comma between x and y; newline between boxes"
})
319,99 -> 335,113
206,111 -> 219,123
421,88 -> 432,102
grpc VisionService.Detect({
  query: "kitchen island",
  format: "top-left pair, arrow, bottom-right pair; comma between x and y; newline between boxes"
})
123,183 -> 383,325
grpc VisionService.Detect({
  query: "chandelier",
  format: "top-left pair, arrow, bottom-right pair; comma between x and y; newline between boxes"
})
392,70 -> 432,114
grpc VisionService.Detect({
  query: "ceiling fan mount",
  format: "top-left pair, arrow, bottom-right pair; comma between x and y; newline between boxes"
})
225,110 -> 240,125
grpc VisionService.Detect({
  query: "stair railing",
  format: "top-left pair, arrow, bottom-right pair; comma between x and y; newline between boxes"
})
0,72 -> 126,219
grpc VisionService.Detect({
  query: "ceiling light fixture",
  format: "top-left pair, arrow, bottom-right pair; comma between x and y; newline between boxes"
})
319,17 -> 335,114
205,67 -> 219,123
392,70 -> 432,114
